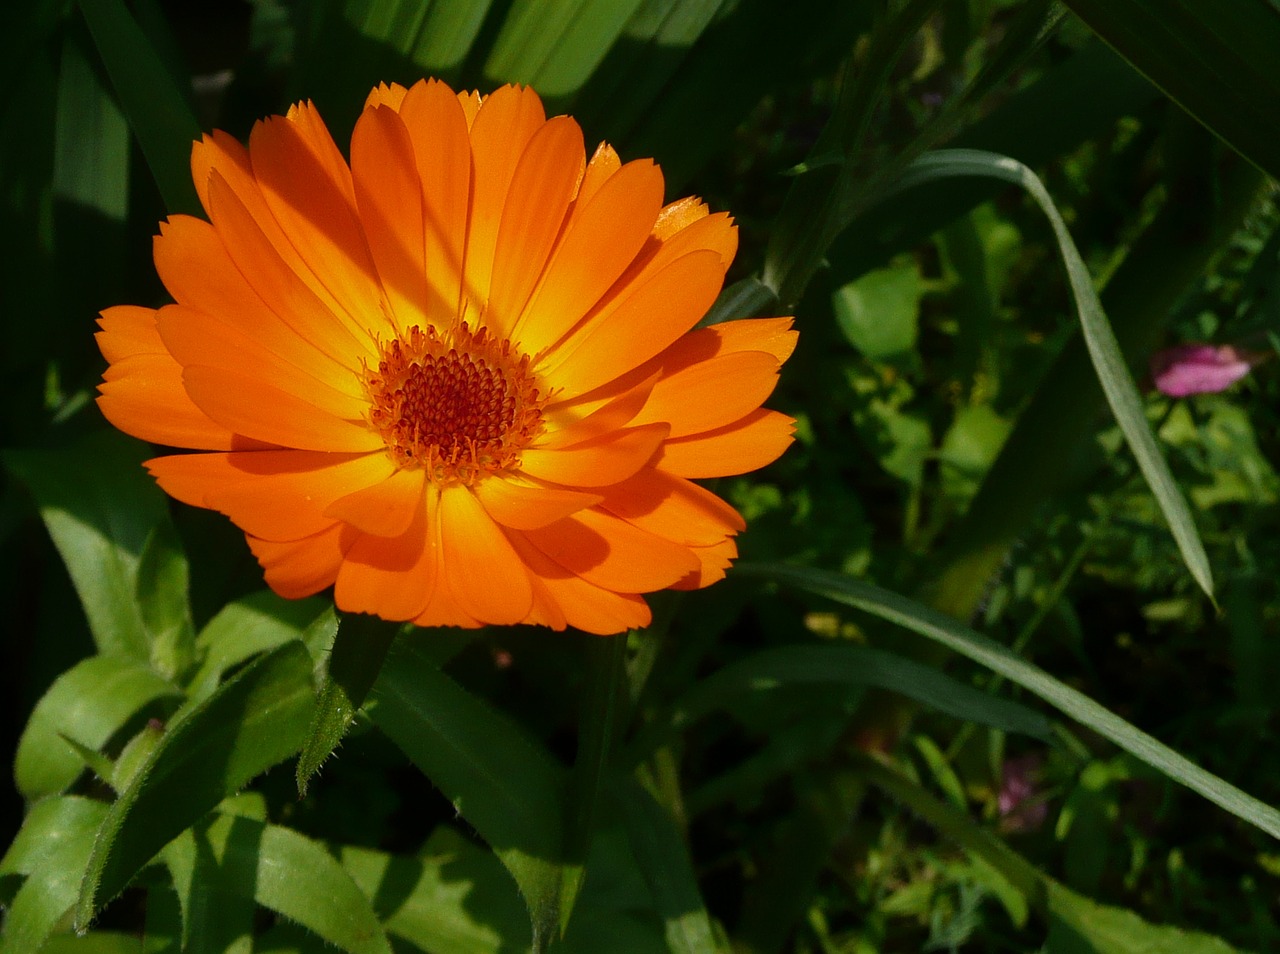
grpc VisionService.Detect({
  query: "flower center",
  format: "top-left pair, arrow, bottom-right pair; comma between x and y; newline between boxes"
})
364,322 -> 544,484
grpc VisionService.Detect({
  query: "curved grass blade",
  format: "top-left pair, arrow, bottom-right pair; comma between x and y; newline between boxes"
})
75,641 -> 317,929
743,562 -> 1280,840
369,642 -> 566,949
888,148 -> 1213,599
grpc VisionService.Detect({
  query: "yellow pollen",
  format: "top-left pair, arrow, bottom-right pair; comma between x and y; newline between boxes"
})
363,322 -> 545,484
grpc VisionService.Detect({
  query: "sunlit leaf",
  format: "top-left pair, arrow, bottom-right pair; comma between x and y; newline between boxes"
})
75,641 -> 316,927
164,814 -> 393,954
14,655 -> 181,800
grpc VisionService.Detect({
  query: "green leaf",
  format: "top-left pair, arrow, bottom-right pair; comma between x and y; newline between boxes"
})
483,0 -> 646,100
54,24 -> 128,223
41,932 -> 149,954
1047,885 -> 1243,953
629,642 -> 1050,764
407,0 -> 495,77
163,814 -> 393,954
296,613 -> 401,796
187,593 -> 331,701
369,643 -> 566,948
75,0 -> 201,213
0,799 -> 108,954
890,149 -> 1214,599
745,562 -> 1280,840
616,781 -> 717,954
832,261 -> 923,359
4,431 -> 182,661
1062,0 -> 1280,182
134,518 -> 196,681
340,828 -> 531,953
14,655 -> 181,800
75,641 -> 317,928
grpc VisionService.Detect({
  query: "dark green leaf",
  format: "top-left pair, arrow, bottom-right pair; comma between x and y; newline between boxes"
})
370,642 -> 566,947
1063,0 -> 1280,181
75,641 -> 317,927
134,518 -> 195,681
14,655 -> 181,800
75,0 -> 201,213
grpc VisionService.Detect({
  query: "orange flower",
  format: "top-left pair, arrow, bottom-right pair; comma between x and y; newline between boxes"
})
96,79 -> 796,634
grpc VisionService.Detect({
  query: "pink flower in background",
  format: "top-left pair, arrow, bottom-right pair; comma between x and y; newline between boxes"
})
998,754 -> 1048,833
1150,344 -> 1256,397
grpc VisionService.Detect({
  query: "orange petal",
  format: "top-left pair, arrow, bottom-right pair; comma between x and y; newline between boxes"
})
191,129 -> 251,221
543,249 -> 725,396
98,354 -> 269,451
574,142 -> 622,210
653,196 -> 708,240
507,532 -> 649,635
325,465 -> 425,537
148,450 -> 392,541
335,484 -> 439,620
656,408 -> 795,478
439,483 -> 534,625
697,317 -> 799,364
456,89 -> 483,127
365,83 -> 408,110
520,423 -> 667,487
538,373 -> 657,449
153,216 -> 352,389
247,523 -> 347,599
523,507 -> 697,593
472,473 -> 602,530
630,351 -> 780,438
182,365 -> 382,453
485,116 -> 585,340
398,79 -> 472,324
599,468 -> 744,547
97,306 -> 163,362
156,305 -> 367,416
249,107 -> 385,341
206,171 -> 373,369
351,105 -> 428,332
463,85 -> 547,318
515,157 -> 664,357
671,536 -> 738,591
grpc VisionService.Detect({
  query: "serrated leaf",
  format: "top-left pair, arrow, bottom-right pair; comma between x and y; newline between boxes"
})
0,799 -> 108,954
163,814 -> 393,954
15,655 -> 181,800
369,643 -> 566,948
745,563 -> 1280,840
187,592 -> 330,702
4,431 -> 180,661
75,641 -> 317,928
296,613 -> 401,796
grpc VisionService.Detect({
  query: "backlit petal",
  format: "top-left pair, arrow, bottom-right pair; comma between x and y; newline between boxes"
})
325,465 -> 426,537
599,469 -> 744,547
335,485 -> 438,620
247,524 -> 347,599
520,423 -> 668,487
630,351 -> 781,438
524,507 -> 697,593
439,484 -> 534,625
472,473 -> 602,530
656,409 -> 795,478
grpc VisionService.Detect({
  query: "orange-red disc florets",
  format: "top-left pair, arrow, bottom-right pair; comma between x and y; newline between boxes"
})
364,322 -> 545,484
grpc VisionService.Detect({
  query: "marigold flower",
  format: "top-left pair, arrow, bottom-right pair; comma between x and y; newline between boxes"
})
96,79 -> 796,635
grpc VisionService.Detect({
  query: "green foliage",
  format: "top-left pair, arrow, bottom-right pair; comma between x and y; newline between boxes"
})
5,1 -> 1280,953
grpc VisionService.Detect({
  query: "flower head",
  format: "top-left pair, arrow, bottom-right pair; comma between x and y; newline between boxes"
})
96,79 -> 795,634
1149,343 -> 1256,397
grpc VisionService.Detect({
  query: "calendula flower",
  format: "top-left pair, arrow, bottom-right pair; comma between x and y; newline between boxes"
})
96,79 -> 795,635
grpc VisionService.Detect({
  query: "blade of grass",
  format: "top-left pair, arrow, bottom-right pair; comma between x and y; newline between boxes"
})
742,562 -> 1280,841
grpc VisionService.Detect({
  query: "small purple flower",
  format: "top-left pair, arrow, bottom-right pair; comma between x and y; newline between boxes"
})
1150,344 -> 1256,397
998,754 -> 1048,833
